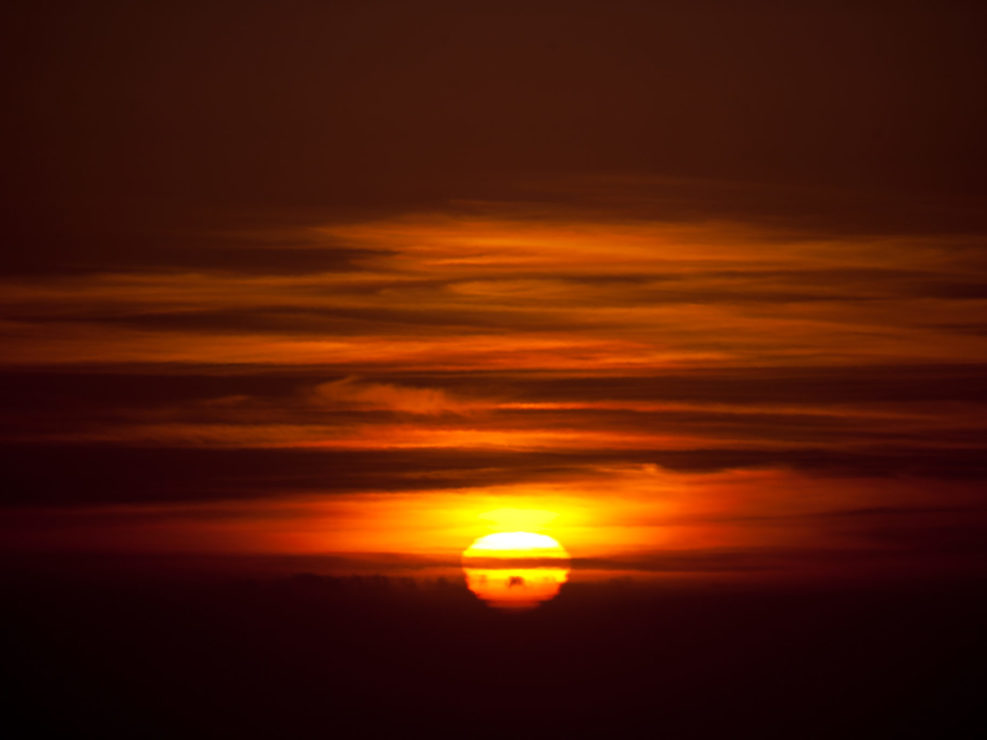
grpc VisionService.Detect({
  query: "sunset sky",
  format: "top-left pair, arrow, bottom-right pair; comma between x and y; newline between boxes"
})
2,0 -> 986,581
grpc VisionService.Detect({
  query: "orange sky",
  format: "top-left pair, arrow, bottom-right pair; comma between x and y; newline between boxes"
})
2,203 -> 985,580
2,1 -> 986,582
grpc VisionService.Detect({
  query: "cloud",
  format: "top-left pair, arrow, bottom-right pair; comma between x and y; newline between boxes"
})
0,196 -> 985,566
311,376 -> 484,415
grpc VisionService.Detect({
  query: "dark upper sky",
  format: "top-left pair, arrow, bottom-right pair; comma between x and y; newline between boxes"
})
3,0 -> 987,272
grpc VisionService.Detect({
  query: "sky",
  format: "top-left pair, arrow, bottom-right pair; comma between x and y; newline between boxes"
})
2,1 -> 986,580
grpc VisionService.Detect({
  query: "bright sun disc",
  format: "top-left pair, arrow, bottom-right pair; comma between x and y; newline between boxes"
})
463,531 -> 570,559
462,531 -> 571,611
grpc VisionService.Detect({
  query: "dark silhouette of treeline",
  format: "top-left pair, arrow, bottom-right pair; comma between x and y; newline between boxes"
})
4,564 -> 984,739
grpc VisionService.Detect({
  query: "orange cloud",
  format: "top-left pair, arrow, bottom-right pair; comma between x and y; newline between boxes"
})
2,200 -> 985,578
311,376 -> 482,415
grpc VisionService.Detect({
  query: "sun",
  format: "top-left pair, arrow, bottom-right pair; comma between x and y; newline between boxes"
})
462,531 -> 571,611
463,531 -> 570,560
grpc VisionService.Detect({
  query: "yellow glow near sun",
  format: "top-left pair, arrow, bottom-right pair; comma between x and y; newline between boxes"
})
478,508 -> 559,531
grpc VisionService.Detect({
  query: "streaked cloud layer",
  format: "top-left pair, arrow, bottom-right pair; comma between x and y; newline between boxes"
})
2,188 -> 985,578
3,1 -> 986,579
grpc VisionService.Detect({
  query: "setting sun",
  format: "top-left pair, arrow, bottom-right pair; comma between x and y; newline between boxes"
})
462,531 -> 570,560
462,532 -> 571,611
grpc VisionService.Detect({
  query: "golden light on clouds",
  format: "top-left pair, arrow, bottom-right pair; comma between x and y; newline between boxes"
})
1,201 -> 985,584
2,213 -> 985,371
